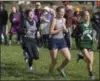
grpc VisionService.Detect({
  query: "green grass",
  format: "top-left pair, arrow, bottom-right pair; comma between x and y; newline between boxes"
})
1,41 -> 99,80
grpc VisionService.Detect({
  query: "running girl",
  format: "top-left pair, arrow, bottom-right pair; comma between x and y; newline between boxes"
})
49,6 -> 71,78
75,11 -> 95,80
21,9 -> 40,71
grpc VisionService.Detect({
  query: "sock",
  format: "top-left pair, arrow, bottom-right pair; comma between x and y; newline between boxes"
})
89,71 -> 94,76
28,59 -> 33,67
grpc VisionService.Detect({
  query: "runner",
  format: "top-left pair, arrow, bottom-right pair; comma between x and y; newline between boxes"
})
74,11 -> 95,80
21,9 -> 40,72
49,6 -> 71,78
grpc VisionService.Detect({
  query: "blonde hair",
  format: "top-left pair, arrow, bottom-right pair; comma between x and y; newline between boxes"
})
83,11 -> 90,23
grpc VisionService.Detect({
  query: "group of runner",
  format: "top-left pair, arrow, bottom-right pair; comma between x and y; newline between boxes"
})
0,2 -> 100,80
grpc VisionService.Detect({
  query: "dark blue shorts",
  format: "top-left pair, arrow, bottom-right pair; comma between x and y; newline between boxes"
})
48,38 -> 67,50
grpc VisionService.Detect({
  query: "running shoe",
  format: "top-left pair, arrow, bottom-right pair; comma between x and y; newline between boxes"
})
90,75 -> 95,80
57,68 -> 67,78
28,66 -> 33,72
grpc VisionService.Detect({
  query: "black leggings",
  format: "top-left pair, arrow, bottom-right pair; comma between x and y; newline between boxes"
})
22,37 -> 39,66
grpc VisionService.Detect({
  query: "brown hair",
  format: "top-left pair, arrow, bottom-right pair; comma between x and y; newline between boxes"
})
24,9 -> 32,18
56,6 -> 65,12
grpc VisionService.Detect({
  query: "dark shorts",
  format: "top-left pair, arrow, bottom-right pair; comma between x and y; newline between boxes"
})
48,38 -> 67,50
22,37 -> 39,60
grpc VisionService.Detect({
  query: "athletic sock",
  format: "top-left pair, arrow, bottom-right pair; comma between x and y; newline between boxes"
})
89,71 -> 94,76
57,68 -> 67,78
89,71 -> 95,80
28,59 -> 33,67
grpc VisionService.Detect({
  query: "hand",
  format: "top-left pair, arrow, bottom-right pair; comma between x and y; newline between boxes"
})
62,25 -> 68,33
37,31 -> 41,39
13,18 -> 17,22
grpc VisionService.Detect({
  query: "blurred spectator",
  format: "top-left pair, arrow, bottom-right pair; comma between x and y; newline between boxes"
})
40,6 -> 51,48
9,6 -> 21,44
0,3 -> 8,45
64,3 -> 74,49
34,2 -> 43,47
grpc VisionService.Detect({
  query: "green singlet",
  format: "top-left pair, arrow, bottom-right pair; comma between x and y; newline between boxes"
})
79,22 -> 93,50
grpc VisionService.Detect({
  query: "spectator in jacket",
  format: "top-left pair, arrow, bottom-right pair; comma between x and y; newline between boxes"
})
0,3 -> 8,45
9,6 -> 21,45
40,6 -> 51,48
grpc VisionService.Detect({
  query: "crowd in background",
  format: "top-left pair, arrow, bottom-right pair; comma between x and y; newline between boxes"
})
0,2 -> 100,48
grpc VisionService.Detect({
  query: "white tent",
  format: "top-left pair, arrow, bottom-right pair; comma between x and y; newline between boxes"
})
18,1 -> 31,5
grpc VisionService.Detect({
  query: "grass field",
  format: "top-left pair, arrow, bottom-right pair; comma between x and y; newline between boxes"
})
1,39 -> 99,80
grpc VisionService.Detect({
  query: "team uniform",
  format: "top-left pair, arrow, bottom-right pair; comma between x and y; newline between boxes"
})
49,18 -> 67,50
78,23 -> 93,50
21,19 -> 39,70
